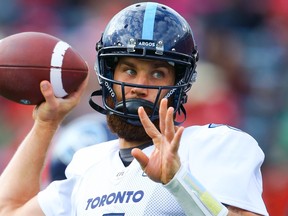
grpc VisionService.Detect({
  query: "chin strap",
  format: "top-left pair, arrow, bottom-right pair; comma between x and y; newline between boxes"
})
174,104 -> 187,126
89,90 -> 108,115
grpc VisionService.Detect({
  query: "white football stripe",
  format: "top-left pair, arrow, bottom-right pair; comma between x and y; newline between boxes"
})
50,41 -> 70,97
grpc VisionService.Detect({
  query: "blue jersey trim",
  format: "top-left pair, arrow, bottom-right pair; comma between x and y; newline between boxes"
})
142,2 -> 157,40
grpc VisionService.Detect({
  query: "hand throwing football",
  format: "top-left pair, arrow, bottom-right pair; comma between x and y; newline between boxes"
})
0,32 -> 88,105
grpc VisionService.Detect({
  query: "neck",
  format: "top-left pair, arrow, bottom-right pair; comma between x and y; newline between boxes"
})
119,138 -> 151,149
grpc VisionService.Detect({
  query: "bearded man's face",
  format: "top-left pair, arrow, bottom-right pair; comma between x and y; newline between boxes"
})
106,57 -> 175,142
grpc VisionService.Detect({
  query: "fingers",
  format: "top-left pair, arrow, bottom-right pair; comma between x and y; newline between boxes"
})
159,98 -> 182,154
171,126 -> 184,154
159,98 -> 175,141
131,148 -> 149,170
40,80 -> 57,108
138,106 -> 160,139
159,98 -> 168,133
138,98 -> 178,141
165,107 -> 175,142
33,80 -> 58,122
66,72 -> 89,101
35,77 -> 88,123
39,73 -> 88,108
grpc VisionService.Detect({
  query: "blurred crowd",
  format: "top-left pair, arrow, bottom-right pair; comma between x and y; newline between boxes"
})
0,0 -> 288,215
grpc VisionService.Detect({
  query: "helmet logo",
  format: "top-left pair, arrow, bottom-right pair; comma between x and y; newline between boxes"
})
164,79 -> 185,99
129,39 -> 164,55
138,40 -> 156,47
104,81 -> 115,98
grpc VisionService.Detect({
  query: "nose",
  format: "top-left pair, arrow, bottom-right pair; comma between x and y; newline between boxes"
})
131,86 -> 148,97
130,76 -> 149,97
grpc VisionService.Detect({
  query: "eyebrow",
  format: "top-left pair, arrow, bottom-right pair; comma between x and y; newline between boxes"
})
119,60 -> 135,68
119,59 -> 172,69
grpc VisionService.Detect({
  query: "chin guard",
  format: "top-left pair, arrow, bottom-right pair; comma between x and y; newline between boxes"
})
90,89 -> 187,126
89,90 -> 160,124
115,98 -> 159,126
115,98 -> 158,118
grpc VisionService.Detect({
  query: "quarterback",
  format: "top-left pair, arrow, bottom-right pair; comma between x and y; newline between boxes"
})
0,2 -> 268,216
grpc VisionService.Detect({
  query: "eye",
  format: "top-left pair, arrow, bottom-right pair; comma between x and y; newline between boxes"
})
152,70 -> 165,79
126,69 -> 136,76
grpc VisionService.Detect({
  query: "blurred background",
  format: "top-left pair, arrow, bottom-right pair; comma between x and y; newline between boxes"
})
0,0 -> 287,214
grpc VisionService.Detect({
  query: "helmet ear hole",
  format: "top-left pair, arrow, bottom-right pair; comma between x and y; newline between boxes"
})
105,57 -> 117,69
174,64 -> 186,84
101,57 -> 118,79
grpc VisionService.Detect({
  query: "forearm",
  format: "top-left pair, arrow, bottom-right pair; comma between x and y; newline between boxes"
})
0,120 -> 59,209
227,206 -> 262,216
164,165 -> 261,216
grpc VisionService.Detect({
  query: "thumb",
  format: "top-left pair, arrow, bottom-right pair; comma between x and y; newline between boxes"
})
40,80 -> 57,106
131,148 -> 149,170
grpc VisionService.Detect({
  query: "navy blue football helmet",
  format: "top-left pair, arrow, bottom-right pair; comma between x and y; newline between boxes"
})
89,2 -> 199,124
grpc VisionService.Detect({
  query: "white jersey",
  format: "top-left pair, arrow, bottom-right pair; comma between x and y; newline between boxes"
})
38,124 -> 269,215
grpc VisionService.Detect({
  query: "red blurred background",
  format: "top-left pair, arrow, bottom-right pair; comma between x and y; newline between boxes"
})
0,0 -> 288,214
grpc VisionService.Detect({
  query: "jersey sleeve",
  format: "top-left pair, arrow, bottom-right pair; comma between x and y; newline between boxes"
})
37,146 -> 89,215
37,145 -> 95,215
176,125 -> 269,215
38,176 -> 78,216
37,140 -> 119,215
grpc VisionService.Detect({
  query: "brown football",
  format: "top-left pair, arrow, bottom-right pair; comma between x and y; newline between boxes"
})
0,32 -> 88,105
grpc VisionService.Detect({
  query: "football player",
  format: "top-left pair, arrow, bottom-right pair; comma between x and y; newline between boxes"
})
0,2 -> 268,215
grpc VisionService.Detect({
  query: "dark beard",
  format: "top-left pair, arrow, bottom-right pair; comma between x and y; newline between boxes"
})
106,97 -> 160,142
107,114 -> 156,142
104,92 -> 178,142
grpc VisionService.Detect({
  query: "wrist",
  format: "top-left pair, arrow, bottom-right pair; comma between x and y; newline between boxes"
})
162,161 -> 181,185
34,119 -> 60,133
164,164 -> 228,216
